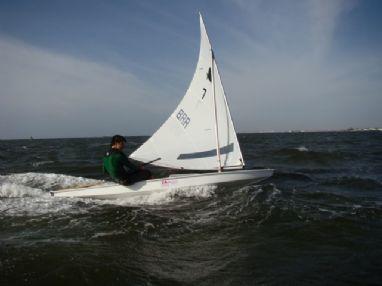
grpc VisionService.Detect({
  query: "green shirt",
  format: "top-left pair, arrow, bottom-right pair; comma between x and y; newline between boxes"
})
103,149 -> 139,181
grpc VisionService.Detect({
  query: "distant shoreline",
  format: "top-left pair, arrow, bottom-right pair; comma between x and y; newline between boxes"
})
254,127 -> 382,134
1,128 -> 381,141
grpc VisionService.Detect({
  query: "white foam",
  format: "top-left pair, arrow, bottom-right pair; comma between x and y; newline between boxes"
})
265,184 -> 282,202
0,172 -> 102,216
296,146 -> 309,152
97,185 -> 217,206
0,196 -> 83,216
31,160 -> 55,167
0,172 -> 101,191
173,185 -> 217,198
91,230 -> 125,239
0,182 -> 44,198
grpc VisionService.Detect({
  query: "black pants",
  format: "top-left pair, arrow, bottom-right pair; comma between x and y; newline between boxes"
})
120,170 -> 152,186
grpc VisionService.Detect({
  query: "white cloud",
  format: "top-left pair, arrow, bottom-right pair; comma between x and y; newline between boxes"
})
218,0 -> 382,131
0,36 -> 170,139
307,0 -> 347,58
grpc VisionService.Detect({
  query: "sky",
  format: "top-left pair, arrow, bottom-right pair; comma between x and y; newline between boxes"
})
0,0 -> 381,139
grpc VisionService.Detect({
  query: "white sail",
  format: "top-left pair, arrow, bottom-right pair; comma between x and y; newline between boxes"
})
130,14 -> 244,170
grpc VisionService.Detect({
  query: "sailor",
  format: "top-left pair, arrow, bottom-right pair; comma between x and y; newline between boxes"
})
103,135 -> 151,185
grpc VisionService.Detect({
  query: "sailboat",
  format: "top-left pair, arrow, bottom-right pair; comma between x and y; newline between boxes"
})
51,14 -> 273,199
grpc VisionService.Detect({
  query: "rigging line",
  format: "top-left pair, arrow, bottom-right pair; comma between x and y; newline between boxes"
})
211,49 -> 222,172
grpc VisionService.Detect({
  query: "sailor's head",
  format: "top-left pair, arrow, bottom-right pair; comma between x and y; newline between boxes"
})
111,135 -> 126,150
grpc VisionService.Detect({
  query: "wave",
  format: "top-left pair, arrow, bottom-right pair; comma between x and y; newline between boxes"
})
127,141 -> 141,146
272,147 -> 353,165
296,146 -> 309,152
212,183 -> 281,221
322,176 -> 381,190
91,230 -> 126,239
97,185 -> 216,206
0,172 -> 100,192
31,160 -> 55,167
89,142 -> 110,148
272,171 -> 313,181
0,182 -> 44,198
0,173 -> 102,216
222,181 -> 381,227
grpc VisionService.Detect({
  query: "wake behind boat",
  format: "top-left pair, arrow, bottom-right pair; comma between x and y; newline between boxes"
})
51,13 -> 273,199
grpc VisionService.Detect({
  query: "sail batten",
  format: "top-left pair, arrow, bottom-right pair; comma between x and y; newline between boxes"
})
130,14 -> 244,171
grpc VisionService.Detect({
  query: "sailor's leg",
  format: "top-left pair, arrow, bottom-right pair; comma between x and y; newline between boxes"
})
123,170 -> 152,185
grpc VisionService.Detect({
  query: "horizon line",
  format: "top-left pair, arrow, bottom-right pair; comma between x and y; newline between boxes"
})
1,127 -> 381,141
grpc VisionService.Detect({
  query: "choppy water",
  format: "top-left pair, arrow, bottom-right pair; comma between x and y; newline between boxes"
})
0,132 -> 381,285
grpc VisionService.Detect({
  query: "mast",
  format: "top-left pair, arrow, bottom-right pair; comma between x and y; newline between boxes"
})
211,50 -> 222,172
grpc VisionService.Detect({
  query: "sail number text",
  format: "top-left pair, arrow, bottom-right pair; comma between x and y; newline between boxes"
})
176,109 -> 191,128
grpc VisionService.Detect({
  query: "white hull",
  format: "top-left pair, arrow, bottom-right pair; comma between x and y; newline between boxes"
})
50,169 -> 273,200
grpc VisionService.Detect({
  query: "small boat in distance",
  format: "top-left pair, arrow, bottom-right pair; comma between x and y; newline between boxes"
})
51,13 -> 273,199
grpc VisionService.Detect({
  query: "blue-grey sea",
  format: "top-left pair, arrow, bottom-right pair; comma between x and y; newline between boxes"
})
0,131 -> 381,285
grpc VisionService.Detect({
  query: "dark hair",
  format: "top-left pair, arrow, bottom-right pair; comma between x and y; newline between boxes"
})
111,135 -> 126,146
